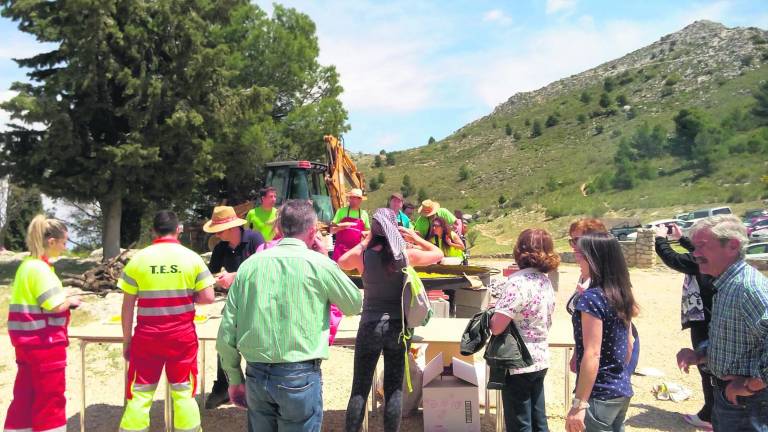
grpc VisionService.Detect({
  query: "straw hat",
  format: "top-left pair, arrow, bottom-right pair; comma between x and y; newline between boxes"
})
346,188 -> 367,200
203,206 -> 247,233
418,199 -> 440,217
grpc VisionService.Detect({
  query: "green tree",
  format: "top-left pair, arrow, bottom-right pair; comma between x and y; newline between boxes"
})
599,93 -> 612,108
368,177 -> 380,191
505,123 -> 513,136
386,152 -> 396,166
417,187 -> 428,203
603,77 -> 616,92
498,194 -> 507,206
373,155 -> 383,168
531,120 -> 543,137
513,131 -> 522,140
612,140 -> 637,190
545,115 -> 559,128
2,185 -> 43,250
458,164 -> 470,181
400,175 -> 413,197
580,91 -> 592,104
753,81 -> 768,124
671,109 -> 708,157
576,113 -> 587,124
692,126 -> 725,175
616,94 -> 628,106
0,1 -> 348,258
377,172 -> 386,184
628,122 -> 667,158
428,136 -> 436,145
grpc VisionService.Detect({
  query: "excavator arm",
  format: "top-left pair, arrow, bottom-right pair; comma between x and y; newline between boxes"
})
324,135 -> 366,211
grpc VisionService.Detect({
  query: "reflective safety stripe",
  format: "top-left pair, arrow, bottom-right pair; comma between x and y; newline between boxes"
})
136,304 -> 194,316
132,383 -> 158,392
137,289 -> 193,298
47,317 -> 67,326
119,428 -> 148,432
120,272 -> 138,287
4,428 -> 34,432
195,269 -> 211,283
8,304 -> 43,313
170,382 -> 192,391
7,320 -> 46,331
36,287 -> 62,305
174,426 -> 201,432
38,425 -> 67,432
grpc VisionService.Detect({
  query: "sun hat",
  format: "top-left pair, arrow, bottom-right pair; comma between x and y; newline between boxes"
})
389,192 -> 404,201
418,199 -> 440,217
346,188 -> 367,200
203,206 -> 247,233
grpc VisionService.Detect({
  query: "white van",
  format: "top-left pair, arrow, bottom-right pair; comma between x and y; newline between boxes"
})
682,206 -> 733,236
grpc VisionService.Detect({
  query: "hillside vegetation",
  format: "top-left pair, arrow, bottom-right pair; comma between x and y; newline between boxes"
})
354,21 -> 768,254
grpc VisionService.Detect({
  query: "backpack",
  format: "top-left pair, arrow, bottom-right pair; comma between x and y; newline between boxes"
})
399,256 -> 433,392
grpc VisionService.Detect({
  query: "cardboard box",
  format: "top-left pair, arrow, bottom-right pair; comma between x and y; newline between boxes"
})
422,353 -> 484,432
454,288 -> 490,310
431,298 -> 450,318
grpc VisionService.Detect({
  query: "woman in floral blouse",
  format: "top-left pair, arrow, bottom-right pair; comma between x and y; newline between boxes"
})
490,228 -> 560,431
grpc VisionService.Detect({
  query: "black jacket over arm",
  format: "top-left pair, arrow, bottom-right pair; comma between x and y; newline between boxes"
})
654,236 -> 715,326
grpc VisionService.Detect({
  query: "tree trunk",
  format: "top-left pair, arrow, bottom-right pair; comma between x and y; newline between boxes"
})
100,192 -> 122,261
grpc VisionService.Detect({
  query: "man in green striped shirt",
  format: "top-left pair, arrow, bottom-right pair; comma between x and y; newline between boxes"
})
216,200 -> 362,431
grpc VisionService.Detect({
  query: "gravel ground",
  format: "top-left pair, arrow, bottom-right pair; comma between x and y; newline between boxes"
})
0,259 -> 714,431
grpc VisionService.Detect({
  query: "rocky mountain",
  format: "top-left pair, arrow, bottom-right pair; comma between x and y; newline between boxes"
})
360,20 -> 768,230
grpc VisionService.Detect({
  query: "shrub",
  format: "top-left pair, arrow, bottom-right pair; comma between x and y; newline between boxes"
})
386,153 -> 396,166
577,113 -> 587,124
599,93 -> 612,108
368,177 -> 380,191
661,87 -> 674,97
665,73 -> 681,86
377,172 -> 386,184
498,194 -> 507,206
513,131 -> 522,140
428,136 -> 436,145
545,205 -> 567,219
458,164 -> 470,181
505,123 -> 512,136
580,91 -> 592,104
616,94 -> 628,106
417,187 -> 429,202
594,124 -> 604,135
545,115 -> 559,128
373,155 -> 382,168
531,120 -> 543,137
603,77 -> 616,92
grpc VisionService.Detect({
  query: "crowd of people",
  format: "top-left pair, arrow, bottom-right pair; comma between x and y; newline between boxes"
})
3,190 -> 767,432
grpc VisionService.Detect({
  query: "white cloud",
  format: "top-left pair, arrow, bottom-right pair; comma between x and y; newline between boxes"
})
483,9 -> 512,25
370,133 -> 400,151
469,19 -> 660,108
546,0 -> 578,15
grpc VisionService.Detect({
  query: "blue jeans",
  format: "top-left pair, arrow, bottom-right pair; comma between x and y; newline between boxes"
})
501,368 -> 549,432
245,360 -> 323,432
584,396 -> 631,432
712,383 -> 768,431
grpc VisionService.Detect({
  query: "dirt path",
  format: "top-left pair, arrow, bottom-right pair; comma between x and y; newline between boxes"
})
0,260 -> 711,431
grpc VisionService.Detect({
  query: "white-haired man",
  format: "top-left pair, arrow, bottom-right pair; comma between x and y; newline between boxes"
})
677,215 -> 768,432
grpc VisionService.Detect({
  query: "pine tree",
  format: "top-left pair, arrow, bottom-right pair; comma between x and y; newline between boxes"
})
531,120 -> 543,137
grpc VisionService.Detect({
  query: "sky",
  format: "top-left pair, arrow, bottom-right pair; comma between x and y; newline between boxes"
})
1,0 -> 767,154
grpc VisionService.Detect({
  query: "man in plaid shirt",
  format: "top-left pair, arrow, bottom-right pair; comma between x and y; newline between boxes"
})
677,215 -> 768,432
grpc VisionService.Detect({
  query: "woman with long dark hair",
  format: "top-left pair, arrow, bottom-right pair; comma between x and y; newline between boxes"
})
427,216 -> 465,261
339,208 -> 443,432
566,232 -> 638,432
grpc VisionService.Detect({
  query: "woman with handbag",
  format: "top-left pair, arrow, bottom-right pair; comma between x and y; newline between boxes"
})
490,228 -> 560,432
566,232 -> 638,432
338,208 -> 443,432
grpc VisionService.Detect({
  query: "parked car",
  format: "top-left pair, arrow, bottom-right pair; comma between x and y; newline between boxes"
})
627,219 -> 687,240
748,217 -> 768,236
744,209 -> 768,226
675,213 -> 691,221
751,227 -> 768,243
610,222 -> 642,241
746,242 -> 768,259
682,206 -> 734,236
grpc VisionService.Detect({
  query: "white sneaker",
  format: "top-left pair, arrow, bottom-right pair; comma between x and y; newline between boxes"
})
682,414 -> 713,431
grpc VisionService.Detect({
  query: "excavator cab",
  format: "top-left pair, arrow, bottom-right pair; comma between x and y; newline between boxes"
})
264,160 -> 334,224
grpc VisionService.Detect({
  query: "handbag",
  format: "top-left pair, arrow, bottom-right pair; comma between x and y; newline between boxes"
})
484,320 -> 534,390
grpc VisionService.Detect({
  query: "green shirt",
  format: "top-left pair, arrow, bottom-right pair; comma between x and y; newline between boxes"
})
332,207 -> 370,230
246,206 -> 278,241
413,208 -> 457,237
216,238 -> 363,385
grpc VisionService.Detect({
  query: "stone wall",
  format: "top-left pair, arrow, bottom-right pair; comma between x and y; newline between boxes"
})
560,229 -> 656,268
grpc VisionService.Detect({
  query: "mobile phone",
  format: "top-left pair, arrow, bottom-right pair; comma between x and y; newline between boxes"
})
666,224 -> 673,235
